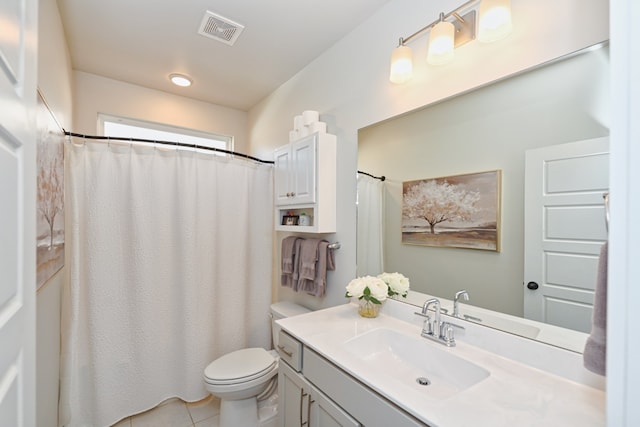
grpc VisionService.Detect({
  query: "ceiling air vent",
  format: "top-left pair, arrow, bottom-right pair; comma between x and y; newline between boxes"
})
197,11 -> 245,46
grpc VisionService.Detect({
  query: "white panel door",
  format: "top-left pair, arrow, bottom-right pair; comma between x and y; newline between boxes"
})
524,137 -> 609,332
0,0 -> 37,425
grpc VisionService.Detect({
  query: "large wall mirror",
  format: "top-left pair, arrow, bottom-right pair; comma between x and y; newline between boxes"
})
357,44 -> 610,353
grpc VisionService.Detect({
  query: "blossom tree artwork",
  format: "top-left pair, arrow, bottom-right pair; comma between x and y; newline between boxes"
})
402,170 -> 501,251
36,92 -> 65,289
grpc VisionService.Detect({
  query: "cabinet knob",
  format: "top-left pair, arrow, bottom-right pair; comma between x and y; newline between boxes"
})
526,281 -> 539,290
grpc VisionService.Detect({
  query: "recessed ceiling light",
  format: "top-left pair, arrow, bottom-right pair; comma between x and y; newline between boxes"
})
169,73 -> 192,87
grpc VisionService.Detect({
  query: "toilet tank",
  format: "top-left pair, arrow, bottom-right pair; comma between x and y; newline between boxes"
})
270,302 -> 311,348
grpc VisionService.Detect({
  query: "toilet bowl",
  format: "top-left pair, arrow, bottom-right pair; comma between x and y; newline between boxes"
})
203,302 -> 310,427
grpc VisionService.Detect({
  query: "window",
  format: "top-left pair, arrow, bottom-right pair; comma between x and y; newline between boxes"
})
99,114 -> 233,152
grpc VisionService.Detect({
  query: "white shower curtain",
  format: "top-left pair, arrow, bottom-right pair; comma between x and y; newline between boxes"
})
356,174 -> 385,277
59,141 -> 273,427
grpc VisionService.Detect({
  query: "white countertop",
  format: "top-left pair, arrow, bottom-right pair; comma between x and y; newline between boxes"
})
277,302 -> 605,427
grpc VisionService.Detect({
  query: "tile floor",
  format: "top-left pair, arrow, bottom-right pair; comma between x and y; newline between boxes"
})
111,396 -> 220,427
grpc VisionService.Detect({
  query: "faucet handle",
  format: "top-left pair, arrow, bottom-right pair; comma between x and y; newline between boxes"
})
448,322 -> 465,330
414,311 -> 434,336
440,322 -> 464,346
442,323 -> 456,345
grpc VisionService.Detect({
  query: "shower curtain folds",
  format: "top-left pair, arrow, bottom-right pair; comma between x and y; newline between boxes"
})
356,173 -> 385,277
59,140 -> 273,426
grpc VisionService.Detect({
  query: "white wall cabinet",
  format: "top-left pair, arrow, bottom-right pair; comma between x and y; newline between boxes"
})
274,132 -> 336,233
279,356 -> 359,427
274,137 -> 316,206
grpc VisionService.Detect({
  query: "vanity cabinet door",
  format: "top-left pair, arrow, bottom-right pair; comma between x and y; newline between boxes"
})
279,360 -> 360,427
309,383 -> 360,427
279,361 -> 308,427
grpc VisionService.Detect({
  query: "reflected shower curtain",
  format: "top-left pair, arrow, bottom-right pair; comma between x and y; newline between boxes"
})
59,141 -> 273,426
356,174 -> 385,277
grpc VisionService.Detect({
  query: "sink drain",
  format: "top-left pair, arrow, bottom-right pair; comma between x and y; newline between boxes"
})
416,377 -> 431,386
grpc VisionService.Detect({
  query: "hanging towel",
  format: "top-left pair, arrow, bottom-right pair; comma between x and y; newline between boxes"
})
583,241 -> 608,376
281,236 -> 300,288
313,240 -> 336,297
298,240 -> 335,297
299,239 -> 323,281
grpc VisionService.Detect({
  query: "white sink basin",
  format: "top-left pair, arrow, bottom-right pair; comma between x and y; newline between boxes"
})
344,328 -> 490,400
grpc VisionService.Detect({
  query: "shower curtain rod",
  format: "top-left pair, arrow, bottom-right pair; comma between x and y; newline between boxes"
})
64,131 -> 274,165
358,170 -> 386,181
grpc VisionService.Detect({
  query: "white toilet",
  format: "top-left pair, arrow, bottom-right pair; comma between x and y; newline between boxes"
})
203,302 -> 310,427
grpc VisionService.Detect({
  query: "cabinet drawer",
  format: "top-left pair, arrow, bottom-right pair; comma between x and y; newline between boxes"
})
277,330 -> 303,371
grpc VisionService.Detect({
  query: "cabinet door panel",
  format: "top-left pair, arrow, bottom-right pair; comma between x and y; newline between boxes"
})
279,362 -> 307,427
310,384 -> 360,427
291,136 -> 316,205
274,145 -> 292,205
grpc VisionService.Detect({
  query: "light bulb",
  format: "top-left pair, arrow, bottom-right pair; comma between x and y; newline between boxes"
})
169,73 -> 193,87
389,45 -> 413,84
427,20 -> 455,66
478,0 -> 513,43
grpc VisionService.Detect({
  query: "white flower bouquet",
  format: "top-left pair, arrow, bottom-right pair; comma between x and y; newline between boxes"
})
345,272 -> 410,318
378,272 -> 410,298
345,275 -> 389,305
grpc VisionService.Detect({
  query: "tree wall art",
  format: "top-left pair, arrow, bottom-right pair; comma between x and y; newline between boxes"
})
36,91 -> 65,289
402,170 -> 501,251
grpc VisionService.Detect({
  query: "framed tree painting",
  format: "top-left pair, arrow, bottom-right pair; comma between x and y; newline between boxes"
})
36,90 -> 65,289
402,170 -> 501,251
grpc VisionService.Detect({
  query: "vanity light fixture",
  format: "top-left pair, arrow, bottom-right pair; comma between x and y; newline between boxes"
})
427,13 -> 456,65
169,73 -> 193,87
389,40 -> 413,84
389,0 -> 512,83
478,0 -> 513,43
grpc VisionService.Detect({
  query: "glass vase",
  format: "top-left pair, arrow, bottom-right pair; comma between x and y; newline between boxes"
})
358,299 -> 382,318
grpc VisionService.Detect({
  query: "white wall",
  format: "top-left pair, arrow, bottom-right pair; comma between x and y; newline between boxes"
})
608,0 -> 640,424
248,0 -> 609,310
36,1 -> 74,426
73,71 -> 249,152
358,47 -> 610,316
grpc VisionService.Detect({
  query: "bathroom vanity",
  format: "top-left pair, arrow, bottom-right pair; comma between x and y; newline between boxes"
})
277,327 -> 423,426
276,301 -> 605,427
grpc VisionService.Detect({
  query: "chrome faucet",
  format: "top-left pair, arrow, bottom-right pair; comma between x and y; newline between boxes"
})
415,297 -> 464,347
453,290 -> 469,317
422,298 -> 440,336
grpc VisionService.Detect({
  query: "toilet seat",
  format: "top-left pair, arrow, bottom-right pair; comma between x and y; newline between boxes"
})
204,348 -> 277,386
